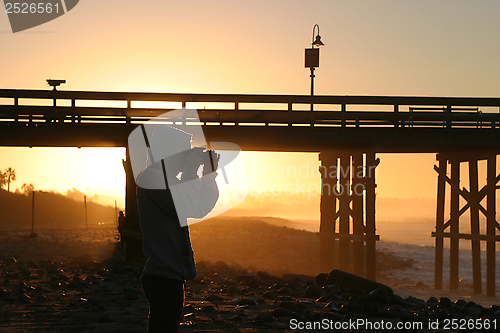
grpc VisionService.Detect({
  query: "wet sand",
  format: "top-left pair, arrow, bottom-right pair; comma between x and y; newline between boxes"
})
0,217 -> 499,332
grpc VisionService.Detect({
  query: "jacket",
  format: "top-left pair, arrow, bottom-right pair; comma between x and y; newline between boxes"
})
137,167 -> 218,281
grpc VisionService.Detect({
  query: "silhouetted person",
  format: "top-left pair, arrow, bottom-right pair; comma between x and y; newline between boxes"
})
136,125 -> 219,333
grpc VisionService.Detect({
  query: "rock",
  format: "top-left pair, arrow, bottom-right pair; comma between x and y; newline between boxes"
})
98,314 -> 112,323
348,286 -> 365,295
213,260 -> 230,270
315,295 -> 330,303
230,314 -> 243,322
228,285 -> 240,294
252,312 -> 274,326
305,285 -> 325,299
387,294 -> 406,307
438,297 -> 452,308
369,288 -> 387,303
461,302 -> 482,317
323,284 -> 342,294
237,297 -> 257,306
305,312 -> 322,321
201,305 -> 217,313
327,269 -> 393,296
324,301 -> 342,312
490,304 -> 500,312
257,271 -> 271,280
18,293 -> 30,303
282,274 -> 315,283
183,304 -> 196,313
405,296 -> 426,308
291,311 -> 305,320
427,296 -> 438,304
271,281 -> 285,290
316,273 -> 329,286
235,274 -> 257,284
479,308 -> 495,318
342,302 -> 365,315
263,291 -> 277,299
322,312 -> 344,320
277,286 -> 292,295
272,308 -> 293,317
207,295 -> 223,303
247,280 -> 260,289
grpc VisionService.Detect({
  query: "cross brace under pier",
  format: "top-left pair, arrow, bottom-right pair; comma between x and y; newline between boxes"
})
433,153 -> 499,297
319,151 -> 379,280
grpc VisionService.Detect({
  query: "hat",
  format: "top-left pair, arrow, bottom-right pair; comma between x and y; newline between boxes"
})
147,124 -> 192,165
128,109 -> 241,190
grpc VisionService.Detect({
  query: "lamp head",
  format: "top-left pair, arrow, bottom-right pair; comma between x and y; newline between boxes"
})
313,35 -> 324,47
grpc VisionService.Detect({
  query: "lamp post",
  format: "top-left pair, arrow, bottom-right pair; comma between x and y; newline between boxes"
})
305,24 -> 324,96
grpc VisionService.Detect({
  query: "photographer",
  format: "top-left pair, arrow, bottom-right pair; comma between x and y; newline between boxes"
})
136,126 -> 219,333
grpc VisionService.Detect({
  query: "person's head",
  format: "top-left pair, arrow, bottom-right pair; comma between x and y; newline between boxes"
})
162,149 -> 191,177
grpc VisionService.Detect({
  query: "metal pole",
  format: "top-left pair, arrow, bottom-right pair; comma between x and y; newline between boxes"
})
31,190 -> 35,234
84,195 -> 88,230
115,200 -> 118,227
310,67 -> 315,111
310,67 -> 315,96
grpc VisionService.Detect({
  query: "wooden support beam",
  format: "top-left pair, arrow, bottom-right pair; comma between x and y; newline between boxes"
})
365,152 -> 377,280
450,158 -> 460,290
319,152 -> 338,272
434,155 -> 446,290
434,164 -> 489,217
432,232 -> 500,242
486,155 -> 497,297
469,159 -> 482,294
352,153 -> 365,277
338,153 -> 351,272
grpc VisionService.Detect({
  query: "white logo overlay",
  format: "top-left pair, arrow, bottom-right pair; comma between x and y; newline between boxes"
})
128,108 -> 248,226
4,0 -> 80,33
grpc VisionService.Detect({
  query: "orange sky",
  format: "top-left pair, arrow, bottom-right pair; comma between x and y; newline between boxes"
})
1,1 -> 499,216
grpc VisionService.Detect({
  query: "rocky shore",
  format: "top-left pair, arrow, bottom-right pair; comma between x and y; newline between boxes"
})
0,218 -> 499,332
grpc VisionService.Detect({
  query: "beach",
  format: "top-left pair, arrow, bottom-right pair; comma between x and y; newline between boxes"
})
1,216 -> 499,332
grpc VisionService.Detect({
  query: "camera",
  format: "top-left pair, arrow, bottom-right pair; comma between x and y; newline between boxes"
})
204,149 -> 216,172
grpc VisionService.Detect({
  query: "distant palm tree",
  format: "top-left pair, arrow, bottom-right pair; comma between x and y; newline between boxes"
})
21,183 -> 35,195
4,167 -> 16,192
0,172 -> 5,190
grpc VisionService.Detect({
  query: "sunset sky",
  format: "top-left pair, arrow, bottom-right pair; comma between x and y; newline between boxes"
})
1,1 -> 499,219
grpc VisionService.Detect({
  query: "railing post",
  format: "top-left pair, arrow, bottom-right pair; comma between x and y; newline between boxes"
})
126,99 -> 131,125
446,105 -> 452,129
234,101 -> 239,127
341,104 -> 346,128
393,104 -> 399,128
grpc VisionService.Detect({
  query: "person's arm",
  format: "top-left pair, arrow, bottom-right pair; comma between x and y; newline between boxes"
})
169,172 -> 218,220
170,150 -> 219,219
